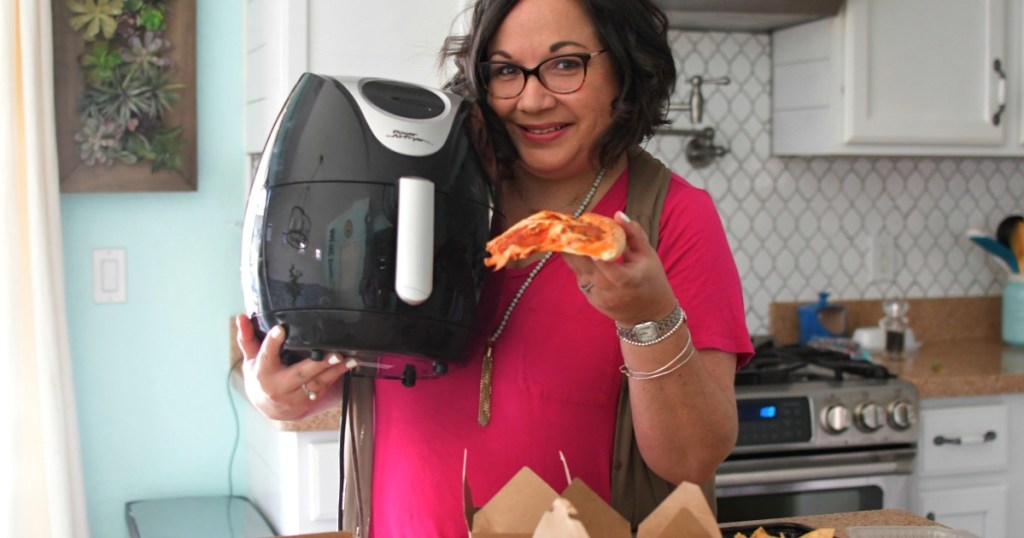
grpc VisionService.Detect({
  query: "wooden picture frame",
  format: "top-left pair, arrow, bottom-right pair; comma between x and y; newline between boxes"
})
52,0 -> 197,193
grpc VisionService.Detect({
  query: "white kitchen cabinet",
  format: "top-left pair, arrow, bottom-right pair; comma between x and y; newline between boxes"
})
913,394 -> 1024,538
772,0 -> 1024,156
917,403 -> 1009,477
244,0 -> 472,154
244,401 -> 341,535
919,485 -> 1007,538
1019,0 -> 1024,148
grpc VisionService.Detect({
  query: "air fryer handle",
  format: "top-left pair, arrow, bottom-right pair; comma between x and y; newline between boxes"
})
395,176 -> 434,305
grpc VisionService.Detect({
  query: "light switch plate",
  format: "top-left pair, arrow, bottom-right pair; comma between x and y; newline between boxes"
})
93,248 -> 126,303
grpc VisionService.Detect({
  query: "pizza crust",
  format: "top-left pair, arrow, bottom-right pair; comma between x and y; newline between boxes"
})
484,210 -> 626,270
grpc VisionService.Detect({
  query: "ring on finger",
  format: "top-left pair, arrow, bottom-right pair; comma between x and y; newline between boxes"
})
579,282 -> 595,294
300,382 -> 318,401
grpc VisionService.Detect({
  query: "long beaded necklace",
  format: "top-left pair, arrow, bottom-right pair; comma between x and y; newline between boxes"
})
477,166 -> 609,426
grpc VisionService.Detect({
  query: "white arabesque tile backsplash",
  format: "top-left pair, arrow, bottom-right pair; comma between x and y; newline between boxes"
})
649,31 -> 1024,335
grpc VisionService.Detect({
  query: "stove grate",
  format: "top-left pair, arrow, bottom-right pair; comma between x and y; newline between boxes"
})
736,344 -> 893,385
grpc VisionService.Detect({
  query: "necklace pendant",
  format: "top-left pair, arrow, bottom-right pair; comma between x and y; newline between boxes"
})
478,167 -> 606,427
478,343 -> 494,426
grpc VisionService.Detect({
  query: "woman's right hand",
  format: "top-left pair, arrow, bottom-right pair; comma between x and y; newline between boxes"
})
234,314 -> 353,421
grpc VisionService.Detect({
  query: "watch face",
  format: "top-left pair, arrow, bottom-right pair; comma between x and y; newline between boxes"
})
635,322 -> 659,342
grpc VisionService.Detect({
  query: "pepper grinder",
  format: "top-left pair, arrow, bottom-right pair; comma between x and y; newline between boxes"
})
880,299 -> 910,360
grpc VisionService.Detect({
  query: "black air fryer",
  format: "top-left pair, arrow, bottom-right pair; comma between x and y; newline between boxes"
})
241,74 -> 496,385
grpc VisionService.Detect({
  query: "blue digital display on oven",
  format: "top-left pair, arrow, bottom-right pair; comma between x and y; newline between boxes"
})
735,397 -> 812,446
739,402 -> 778,421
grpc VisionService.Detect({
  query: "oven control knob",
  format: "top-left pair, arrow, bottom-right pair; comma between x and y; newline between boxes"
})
888,399 -> 915,430
855,402 -> 884,432
822,404 -> 850,433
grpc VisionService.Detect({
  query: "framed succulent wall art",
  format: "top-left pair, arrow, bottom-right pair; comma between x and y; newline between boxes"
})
53,0 -> 197,192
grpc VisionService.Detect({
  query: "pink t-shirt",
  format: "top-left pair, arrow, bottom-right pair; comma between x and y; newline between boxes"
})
369,168 -> 752,536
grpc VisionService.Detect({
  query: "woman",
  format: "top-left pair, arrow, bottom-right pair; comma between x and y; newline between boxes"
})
236,0 -> 752,535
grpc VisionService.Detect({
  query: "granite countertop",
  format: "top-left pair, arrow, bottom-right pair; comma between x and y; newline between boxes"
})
770,296 -> 1024,399
723,509 -> 946,538
875,338 -> 1024,398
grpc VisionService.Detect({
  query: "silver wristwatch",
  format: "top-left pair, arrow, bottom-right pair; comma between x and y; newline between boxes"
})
615,302 -> 686,346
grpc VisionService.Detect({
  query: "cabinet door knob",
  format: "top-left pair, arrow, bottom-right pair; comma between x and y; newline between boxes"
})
933,430 -> 997,446
926,512 -> 936,521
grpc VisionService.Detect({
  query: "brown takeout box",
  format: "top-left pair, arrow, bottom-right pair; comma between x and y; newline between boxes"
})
464,463 -> 720,538
271,457 -> 720,538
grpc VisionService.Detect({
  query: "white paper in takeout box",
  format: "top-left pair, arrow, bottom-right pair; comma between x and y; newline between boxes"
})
462,451 -> 721,538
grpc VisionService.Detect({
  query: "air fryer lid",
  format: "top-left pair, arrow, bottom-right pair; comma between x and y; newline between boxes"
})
241,74 -> 496,385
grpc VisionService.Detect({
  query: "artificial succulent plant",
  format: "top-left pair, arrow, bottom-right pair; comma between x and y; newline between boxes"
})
67,0 -> 184,172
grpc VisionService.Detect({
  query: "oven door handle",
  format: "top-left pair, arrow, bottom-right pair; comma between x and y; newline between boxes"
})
716,460 -> 907,487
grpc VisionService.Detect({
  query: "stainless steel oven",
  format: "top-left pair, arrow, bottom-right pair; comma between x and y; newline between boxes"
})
716,346 -> 919,523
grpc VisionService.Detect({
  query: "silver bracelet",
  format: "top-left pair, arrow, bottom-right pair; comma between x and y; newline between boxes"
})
620,337 -> 696,380
615,302 -> 686,346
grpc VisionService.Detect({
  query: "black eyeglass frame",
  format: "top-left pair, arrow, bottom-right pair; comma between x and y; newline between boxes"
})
478,50 -> 607,99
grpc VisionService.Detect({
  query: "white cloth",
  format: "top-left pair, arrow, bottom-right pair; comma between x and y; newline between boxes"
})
0,1 -> 90,535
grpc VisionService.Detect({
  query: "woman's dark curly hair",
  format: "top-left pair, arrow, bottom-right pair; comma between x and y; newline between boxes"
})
441,0 -> 676,178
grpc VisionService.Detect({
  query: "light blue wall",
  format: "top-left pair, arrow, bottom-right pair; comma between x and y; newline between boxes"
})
60,1 -> 249,537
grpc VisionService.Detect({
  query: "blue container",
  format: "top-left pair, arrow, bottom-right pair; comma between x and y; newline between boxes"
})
1003,276 -> 1024,346
798,292 -> 847,345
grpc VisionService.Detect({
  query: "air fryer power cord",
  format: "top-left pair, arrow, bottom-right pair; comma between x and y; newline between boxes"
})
337,372 -> 353,533
226,358 -> 358,535
227,358 -> 243,500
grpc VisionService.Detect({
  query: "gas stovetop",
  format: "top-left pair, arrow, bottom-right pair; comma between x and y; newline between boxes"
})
730,343 -> 919,454
736,344 -> 893,386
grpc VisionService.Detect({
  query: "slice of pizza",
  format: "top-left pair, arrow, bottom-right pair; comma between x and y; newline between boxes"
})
484,210 -> 626,271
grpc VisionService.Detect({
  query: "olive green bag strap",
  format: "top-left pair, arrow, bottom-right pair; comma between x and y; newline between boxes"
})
623,146 -> 672,248
611,146 -> 717,529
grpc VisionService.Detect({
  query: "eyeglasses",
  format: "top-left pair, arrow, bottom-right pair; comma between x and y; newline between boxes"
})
479,50 -> 607,99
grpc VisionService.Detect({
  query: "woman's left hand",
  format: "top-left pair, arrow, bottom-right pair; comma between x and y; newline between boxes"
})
561,211 -> 678,325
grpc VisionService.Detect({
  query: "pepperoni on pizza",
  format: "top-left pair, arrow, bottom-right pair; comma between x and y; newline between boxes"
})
484,210 -> 626,271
